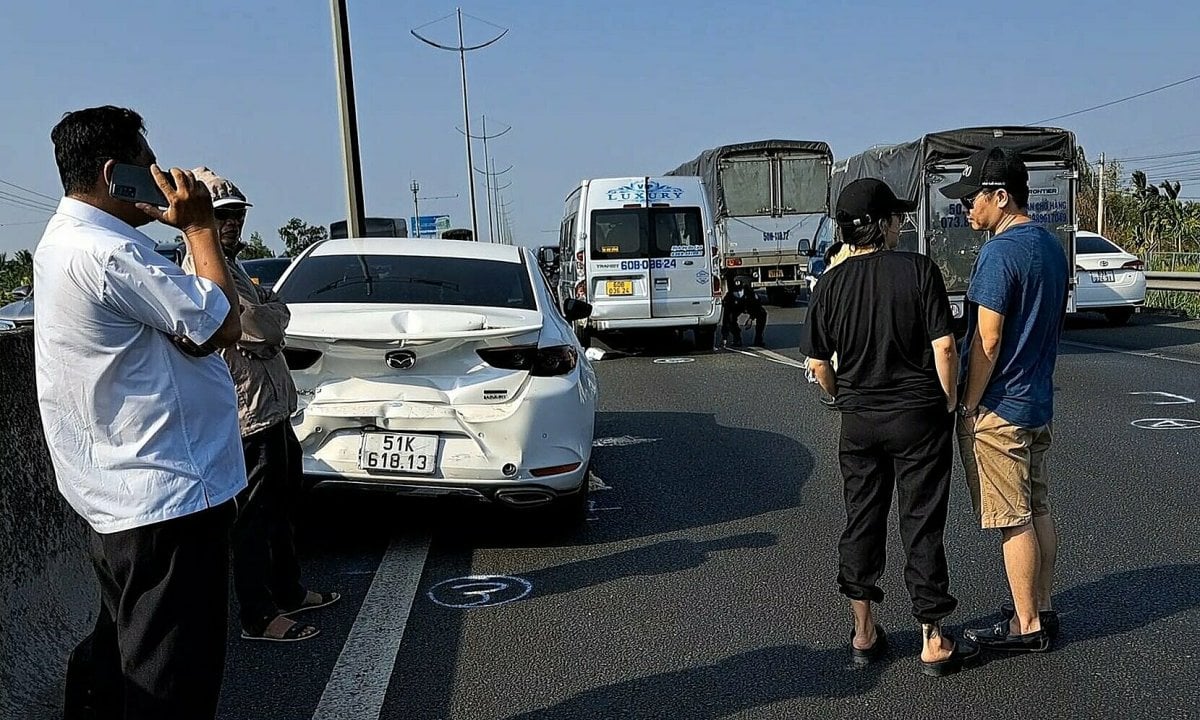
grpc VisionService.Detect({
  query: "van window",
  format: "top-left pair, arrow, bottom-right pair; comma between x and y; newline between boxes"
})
591,208 -> 705,260
591,209 -> 646,260
652,209 -> 704,257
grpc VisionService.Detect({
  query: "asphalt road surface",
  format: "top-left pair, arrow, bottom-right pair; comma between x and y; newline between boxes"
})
217,306 -> 1200,720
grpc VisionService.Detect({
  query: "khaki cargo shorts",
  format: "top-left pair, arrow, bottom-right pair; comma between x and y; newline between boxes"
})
956,408 -> 1053,529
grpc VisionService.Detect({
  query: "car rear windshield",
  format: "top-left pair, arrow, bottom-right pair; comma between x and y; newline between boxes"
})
1076,235 -> 1122,254
277,254 -> 536,309
242,259 -> 291,287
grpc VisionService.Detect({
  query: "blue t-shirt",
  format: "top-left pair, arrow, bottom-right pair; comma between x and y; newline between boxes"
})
960,222 -> 1068,428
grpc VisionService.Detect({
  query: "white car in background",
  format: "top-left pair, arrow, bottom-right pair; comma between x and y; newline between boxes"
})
275,238 -> 598,525
1073,231 -> 1146,326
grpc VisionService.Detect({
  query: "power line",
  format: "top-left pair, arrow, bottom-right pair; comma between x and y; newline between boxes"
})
0,219 -> 51,228
0,191 -> 57,214
1028,72 -> 1200,125
1112,149 -> 1200,163
0,178 -> 58,202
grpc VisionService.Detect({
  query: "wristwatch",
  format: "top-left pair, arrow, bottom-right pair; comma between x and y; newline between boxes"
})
957,404 -> 978,418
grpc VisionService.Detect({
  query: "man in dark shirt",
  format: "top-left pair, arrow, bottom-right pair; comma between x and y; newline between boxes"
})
721,276 -> 767,347
803,178 -> 978,676
939,146 -> 1068,653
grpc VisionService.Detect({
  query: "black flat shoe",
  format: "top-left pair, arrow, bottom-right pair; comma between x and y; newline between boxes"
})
850,624 -> 887,666
999,603 -> 1060,639
965,619 -> 1051,652
920,637 -> 980,677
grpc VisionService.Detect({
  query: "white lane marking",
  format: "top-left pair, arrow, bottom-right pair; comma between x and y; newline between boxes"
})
726,347 -> 808,369
593,436 -> 660,448
652,357 -> 695,364
1061,339 -> 1200,366
1130,391 -> 1196,405
1130,418 -> 1200,430
426,575 -> 532,609
587,472 -> 613,492
312,535 -> 431,720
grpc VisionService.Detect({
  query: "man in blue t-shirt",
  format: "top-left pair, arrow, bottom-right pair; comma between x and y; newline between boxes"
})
940,146 -> 1068,654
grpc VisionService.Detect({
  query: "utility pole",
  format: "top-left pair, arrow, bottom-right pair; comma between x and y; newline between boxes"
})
330,0 -> 366,238
410,180 -> 420,237
490,157 -> 513,244
1097,152 -> 1106,237
412,9 -> 507,245
458,115 -> 511,243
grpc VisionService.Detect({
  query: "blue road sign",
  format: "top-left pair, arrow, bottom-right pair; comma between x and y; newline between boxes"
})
411,215 -> 451,238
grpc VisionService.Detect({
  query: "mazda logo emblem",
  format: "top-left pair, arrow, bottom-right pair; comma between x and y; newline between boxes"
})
1100,260 -> 1108,267
385,350 -> 417,370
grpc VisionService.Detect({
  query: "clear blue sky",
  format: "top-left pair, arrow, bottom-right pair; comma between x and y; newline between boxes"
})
2,0 -> 1198,256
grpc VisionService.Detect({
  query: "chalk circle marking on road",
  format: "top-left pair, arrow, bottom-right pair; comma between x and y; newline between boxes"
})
1130,418 -> 1200,430
1129,391 -> 1196,406
652,357 -> 695,364
427,575 -> 533,609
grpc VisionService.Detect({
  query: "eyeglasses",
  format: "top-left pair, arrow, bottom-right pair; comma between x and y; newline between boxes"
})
214,208 -> 246,222
960,187 -> 998,210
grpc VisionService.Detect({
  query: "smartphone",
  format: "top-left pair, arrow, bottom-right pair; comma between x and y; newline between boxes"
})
109,163 -> 174,207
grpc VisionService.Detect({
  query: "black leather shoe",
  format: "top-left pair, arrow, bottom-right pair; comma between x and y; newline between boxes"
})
1000,604 -> 1060,639
850,624 -> 887,666
920,637 -> 980,677
965,619 -> 1051,652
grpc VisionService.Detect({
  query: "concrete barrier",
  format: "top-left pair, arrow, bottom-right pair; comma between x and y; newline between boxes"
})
0,328 -> 95,718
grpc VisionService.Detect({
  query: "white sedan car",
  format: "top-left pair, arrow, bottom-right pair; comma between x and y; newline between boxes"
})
275,238 -> 598,524
1073,231 -> 1146,326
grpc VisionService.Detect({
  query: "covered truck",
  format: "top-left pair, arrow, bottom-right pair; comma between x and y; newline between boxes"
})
667,140 -> 833,304
831,126 -> 1078,326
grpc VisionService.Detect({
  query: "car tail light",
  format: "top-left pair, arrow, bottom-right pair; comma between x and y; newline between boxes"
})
530,461 -> 582,478
477,345 -> 578,376
1122,259 -> 1144,270
283,347 -> 322,370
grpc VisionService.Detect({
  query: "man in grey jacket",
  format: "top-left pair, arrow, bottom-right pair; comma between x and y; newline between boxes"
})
184,169 -> 339,642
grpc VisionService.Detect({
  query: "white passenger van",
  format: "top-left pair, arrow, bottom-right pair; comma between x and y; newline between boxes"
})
558,177 -> 722,348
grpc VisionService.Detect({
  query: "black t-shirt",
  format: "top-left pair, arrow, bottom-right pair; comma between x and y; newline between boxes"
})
801,251 -> 954,413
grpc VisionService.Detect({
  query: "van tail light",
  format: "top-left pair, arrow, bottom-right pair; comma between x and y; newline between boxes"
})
712,273 -> 722,297
574,281 -> 587,299
727,257 -> 743,267
1122,259 -> 1144,270
477,345 -> 578,376
283,347 -> 322,370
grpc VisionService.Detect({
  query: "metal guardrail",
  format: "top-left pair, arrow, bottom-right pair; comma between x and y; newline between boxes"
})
1146,272 -> 1200,293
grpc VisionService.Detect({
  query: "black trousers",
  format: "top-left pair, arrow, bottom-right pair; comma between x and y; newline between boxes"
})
63,501 -> 235,720
722,304 -> 767,345
232,420 -> 307,632
837,405 -> 957,624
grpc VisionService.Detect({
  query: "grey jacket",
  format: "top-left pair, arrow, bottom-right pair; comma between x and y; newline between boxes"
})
183,251 -> 297,437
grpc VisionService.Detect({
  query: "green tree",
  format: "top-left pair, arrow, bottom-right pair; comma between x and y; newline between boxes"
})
240,231 -> 275,260
278,218 -> 328,257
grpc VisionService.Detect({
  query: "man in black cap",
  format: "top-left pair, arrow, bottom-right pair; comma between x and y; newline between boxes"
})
802,178 -> 977,676
720,275 -> 767,347
939,146 -> 1068,653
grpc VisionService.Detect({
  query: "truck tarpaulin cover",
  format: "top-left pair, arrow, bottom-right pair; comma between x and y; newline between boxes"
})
666,139 -> 833,218
832,127 -> 1075,207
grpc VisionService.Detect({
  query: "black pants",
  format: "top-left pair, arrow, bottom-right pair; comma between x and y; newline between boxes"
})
837,405 -> 957,624
722,304 -> 767,345
63,502 -> 234,720
232,420 -> 307,633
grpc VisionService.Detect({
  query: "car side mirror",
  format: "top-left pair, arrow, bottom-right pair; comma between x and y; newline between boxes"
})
539,248 -> 558,265
561,298 -> 593,322
11,285 -> 31,300
797,239 -> 812,256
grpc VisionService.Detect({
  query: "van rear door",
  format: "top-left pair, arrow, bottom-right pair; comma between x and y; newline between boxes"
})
649,207 -> 713,319
588,208 -> 651,320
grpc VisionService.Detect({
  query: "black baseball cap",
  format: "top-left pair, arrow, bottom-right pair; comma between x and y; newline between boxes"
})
834,178 -> 917,230
938,145 -> 1029,200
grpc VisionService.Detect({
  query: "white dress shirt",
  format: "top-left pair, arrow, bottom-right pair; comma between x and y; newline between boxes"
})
33,197 -> 247,534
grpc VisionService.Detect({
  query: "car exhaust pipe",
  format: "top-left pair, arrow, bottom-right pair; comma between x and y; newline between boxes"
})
494,488 -> 557,507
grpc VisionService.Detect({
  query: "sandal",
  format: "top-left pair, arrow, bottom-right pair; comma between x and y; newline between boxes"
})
850,623 -> 888,666
920,637 -> 980,677
241,615 -> 320,643
281,590 -> 341,616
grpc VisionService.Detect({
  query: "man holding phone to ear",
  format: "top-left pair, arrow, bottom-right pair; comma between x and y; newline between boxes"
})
34,105 -> 244,719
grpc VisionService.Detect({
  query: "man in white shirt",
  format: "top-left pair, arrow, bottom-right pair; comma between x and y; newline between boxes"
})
34,105 -> 244,719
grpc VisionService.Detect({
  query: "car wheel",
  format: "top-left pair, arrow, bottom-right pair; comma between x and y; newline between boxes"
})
1103,308 -> 1134,326
539,465 -> 590,534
